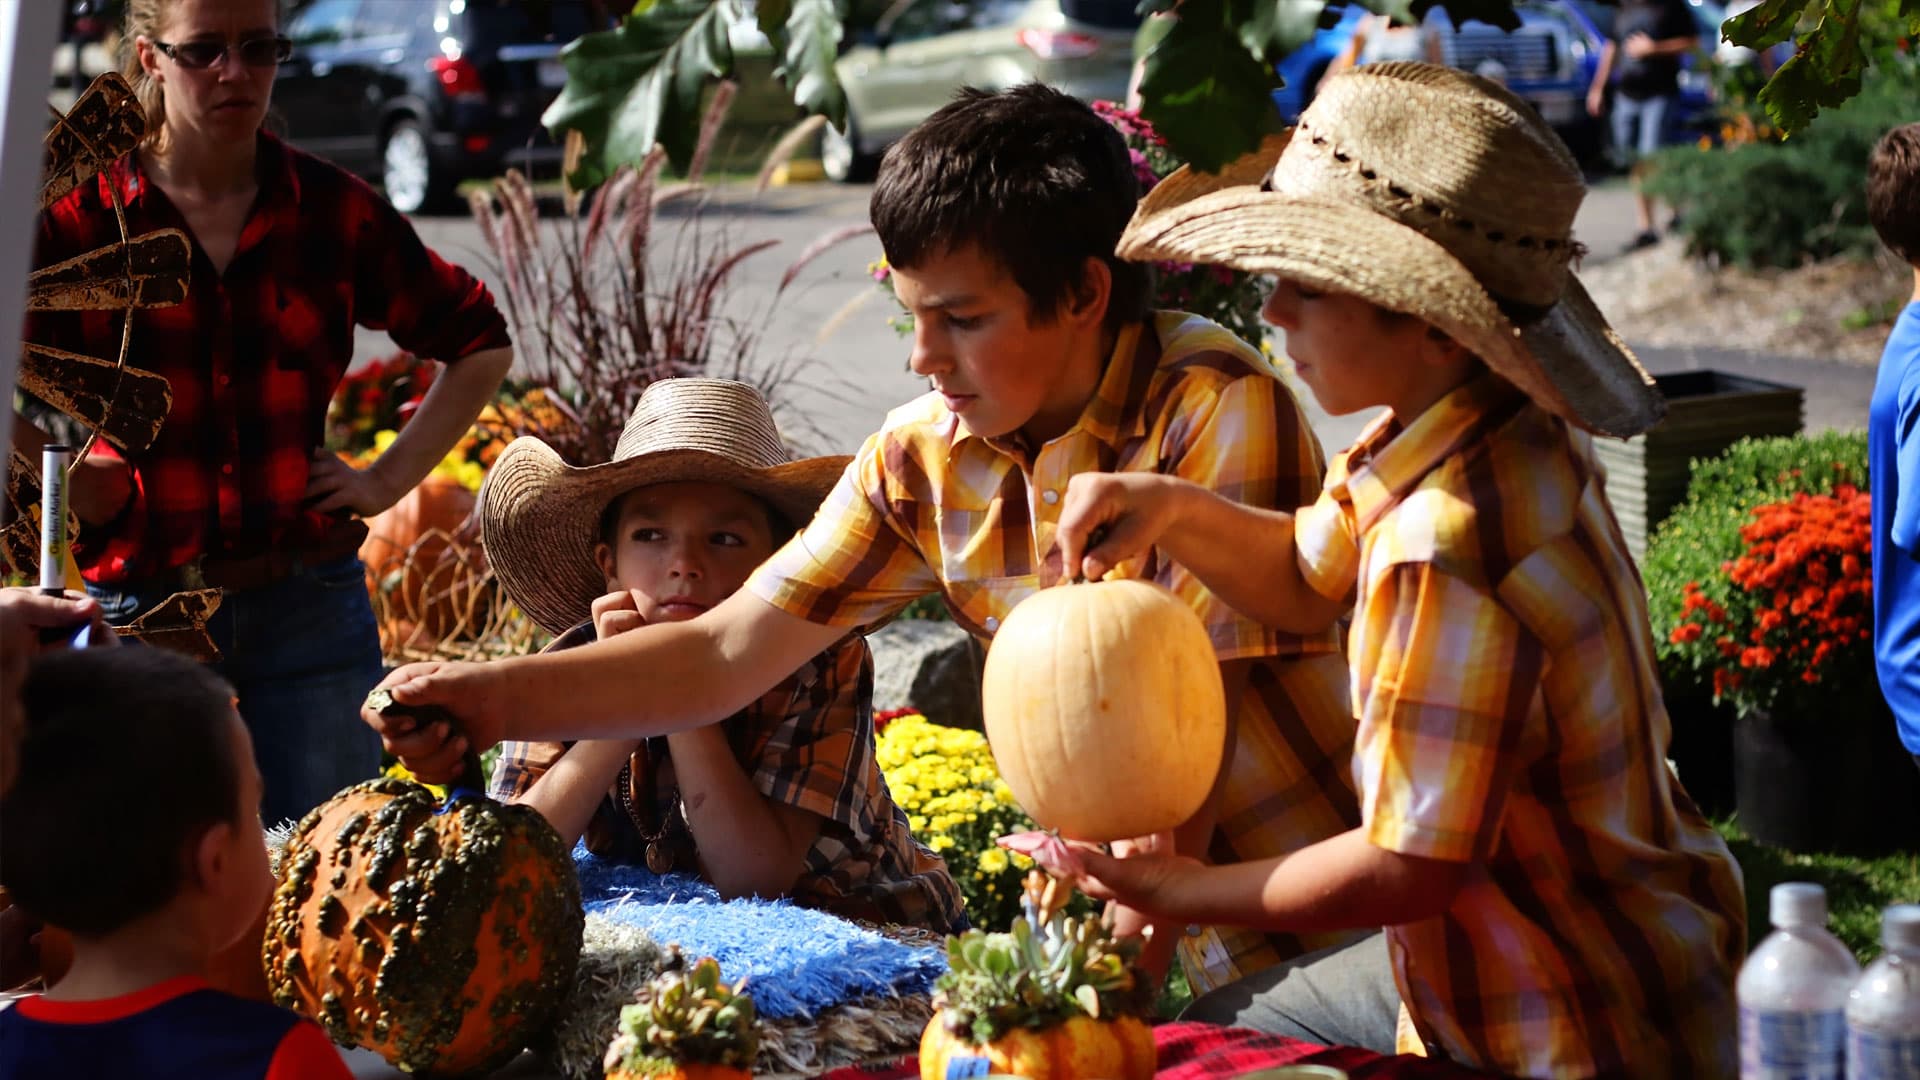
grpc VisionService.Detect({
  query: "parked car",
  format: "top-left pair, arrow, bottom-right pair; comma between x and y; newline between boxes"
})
821,0 -> 1141,182
1270,0 -> 1735,166
271,0 -> 612,213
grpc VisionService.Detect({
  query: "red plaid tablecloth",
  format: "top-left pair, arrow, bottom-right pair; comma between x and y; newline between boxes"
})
819,1020 -> 1501,1079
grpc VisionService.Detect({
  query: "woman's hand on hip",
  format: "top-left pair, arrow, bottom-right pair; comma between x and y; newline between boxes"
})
305,449 -> 404,518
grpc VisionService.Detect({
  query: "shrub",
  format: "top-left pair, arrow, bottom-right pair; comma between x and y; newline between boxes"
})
874,708 -> 1092,933
1663,486 -> 1873,717
1642,58 -> 1920,269
1643,430 -> 1869,703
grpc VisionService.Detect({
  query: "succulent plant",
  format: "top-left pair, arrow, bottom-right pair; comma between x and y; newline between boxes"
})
932,871 -> 1154,1047
603,948 -> 758,1077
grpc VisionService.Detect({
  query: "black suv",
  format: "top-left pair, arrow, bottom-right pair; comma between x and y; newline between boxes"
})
272,0 -> 615,213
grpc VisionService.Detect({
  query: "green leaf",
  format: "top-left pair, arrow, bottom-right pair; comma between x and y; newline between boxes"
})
541,0 -> 734,186
1139,0 -> 1283,172
1238,0 -> 1336,63
1757,0 -> 1867,133
776,0 -> 848,128
1724,0 -> 1814,49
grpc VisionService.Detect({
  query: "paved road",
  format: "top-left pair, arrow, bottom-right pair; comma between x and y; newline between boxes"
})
372,177 -> 1876,463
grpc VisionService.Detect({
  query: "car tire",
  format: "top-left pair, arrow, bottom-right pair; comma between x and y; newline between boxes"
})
380,118 -> 453,215
820,110 -> 876,184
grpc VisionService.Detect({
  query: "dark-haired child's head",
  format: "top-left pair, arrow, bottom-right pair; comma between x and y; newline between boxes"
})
872,83 -> 1149,333
1868,123 -> 1920,268
595,481 -> 795,624
871,83 -> 1151,440
0,648 -> 272,952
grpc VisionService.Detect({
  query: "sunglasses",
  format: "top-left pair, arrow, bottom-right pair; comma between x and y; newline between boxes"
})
152,36 -> 293,69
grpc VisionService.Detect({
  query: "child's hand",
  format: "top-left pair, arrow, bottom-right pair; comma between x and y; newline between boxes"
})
998,830 -> 1201,919
360,662 -> 503,784
590,589 -> 648,641
1056,472 -> 1185,582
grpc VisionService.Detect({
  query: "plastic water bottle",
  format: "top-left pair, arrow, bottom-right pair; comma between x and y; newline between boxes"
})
1848,904 -> 1920,1079
1739,882 -> 1861,1079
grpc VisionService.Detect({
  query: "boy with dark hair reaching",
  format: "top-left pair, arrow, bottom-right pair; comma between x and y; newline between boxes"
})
365,83 -> 1361,991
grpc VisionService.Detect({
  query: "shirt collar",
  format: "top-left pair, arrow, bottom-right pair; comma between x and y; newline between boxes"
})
104,129 -> 300,216
950,316 -> 1162,463
1332,370 -> 1530,534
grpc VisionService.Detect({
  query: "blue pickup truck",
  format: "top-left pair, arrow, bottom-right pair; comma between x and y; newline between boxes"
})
1271,0 -> 1734,165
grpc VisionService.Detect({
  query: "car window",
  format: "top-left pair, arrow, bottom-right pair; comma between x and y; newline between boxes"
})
885,0 -> 1021,41
287,0 -> 362,45
357,1 -> 437,37
1058,0 -> 1140,31
459,0 -> 601,45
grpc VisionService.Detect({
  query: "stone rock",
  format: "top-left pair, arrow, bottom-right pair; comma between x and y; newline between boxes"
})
868,618 -> 984,731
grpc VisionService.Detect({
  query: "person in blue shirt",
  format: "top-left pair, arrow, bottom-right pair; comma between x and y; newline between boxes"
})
0,647 -> 350,1080
1867,122 -> 1920,776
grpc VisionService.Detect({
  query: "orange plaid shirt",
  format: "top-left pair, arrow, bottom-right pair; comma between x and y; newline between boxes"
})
750,312 -> 1364,988
1294,372 -> 1746,1079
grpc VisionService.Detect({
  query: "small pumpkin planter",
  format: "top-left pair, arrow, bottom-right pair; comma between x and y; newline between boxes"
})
920,873 -> 1155,1080
981,578 -> 1225,842
263,694 -> 584,1076
603,950 -> 758,1080
359,475 -> 490,650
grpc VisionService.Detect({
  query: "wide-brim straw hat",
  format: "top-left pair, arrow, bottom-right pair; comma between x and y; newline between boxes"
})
1118,61 -> 1664,437
481,378 -> 851,637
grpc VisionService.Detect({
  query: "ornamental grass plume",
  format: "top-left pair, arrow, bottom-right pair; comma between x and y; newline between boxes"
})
1662,485 -> 1874,719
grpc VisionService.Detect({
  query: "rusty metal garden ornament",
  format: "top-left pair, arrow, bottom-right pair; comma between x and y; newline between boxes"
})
5,73 -> 219,661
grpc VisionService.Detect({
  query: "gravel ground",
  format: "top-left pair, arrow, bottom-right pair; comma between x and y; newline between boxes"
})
1581,236 -> 1911,367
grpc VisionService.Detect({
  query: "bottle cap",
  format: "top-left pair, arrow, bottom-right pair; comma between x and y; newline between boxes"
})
1883,904 -> 1920,951
1771,882 -> 1829,927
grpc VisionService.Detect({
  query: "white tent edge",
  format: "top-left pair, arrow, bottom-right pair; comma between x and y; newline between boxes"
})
0,2 -> 67,515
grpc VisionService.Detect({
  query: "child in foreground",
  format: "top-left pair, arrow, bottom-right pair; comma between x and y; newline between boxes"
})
1039,62 -> 1747,1079
0,647 -> 349,1079
481,377 -> 965,933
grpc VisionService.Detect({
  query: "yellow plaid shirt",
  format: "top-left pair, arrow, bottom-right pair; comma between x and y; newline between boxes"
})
750,312 -> 1363,988
1295,372 -> 1746,1079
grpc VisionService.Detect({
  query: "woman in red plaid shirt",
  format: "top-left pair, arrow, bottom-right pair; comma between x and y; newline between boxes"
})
15,0 -> 512,827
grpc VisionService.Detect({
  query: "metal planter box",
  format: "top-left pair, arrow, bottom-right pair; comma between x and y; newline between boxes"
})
1596,370 -> 1805,563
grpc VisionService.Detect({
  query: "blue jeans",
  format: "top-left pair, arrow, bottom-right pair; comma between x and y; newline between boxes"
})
89,555 -> 386,828
1180,931 -> 1401,1054
1611,93 -> 1673,165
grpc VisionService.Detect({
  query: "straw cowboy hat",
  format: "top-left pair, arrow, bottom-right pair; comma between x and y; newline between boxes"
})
1118,61 -> 1664,437
481,378 -> 851,637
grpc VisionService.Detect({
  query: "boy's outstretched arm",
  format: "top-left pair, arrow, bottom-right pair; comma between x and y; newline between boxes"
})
365,592 -> 846,784
1057,472 -> 1348,635
1021,828 -> 1469,934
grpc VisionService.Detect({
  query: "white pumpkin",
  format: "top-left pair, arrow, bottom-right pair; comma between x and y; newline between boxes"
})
981,579 -> 1226,842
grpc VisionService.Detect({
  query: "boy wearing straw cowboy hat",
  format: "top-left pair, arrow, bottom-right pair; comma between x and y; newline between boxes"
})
1036,63 -> 1746,1078
365,83 -> 1364,993
478,378 -> 965,933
